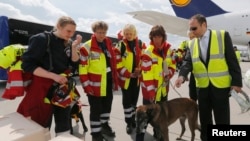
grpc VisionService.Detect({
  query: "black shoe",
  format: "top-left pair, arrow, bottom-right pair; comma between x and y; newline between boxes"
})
92,134 -> 106,141
126,124 -> 133,134
136,133 -> 145,141
132,121 -> 136,128
101,122 -> 115,137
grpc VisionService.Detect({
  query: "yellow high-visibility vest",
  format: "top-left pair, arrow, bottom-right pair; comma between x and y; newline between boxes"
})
78,40 -> 109,96
190,30 -> 231,88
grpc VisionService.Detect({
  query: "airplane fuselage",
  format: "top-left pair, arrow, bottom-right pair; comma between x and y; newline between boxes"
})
207,10 -> 250,46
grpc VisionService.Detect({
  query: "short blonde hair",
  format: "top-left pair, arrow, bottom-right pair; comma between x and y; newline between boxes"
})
122,24 -> 137,39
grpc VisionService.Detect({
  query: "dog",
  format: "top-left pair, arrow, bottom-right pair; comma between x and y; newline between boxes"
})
70,101 -> 88,134
136,97 -> 200,141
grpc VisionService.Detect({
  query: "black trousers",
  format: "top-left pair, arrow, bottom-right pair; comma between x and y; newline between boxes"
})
87,78 -> 113,135
197,84 -> 230,141
53,106 -> 71,133
189,73 -> 197,101
121,78 -> 140,124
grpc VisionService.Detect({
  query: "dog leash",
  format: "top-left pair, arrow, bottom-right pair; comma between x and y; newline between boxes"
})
154,79 -> 182,102
169,80 -> 182,97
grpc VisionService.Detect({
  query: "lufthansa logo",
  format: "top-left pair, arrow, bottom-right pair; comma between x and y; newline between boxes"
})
171,0 -> 191,7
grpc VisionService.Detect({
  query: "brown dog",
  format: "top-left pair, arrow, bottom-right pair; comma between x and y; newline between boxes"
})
136,97 -> 200,141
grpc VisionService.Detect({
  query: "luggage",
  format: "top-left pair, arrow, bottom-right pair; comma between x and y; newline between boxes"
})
0,112 -> 51,141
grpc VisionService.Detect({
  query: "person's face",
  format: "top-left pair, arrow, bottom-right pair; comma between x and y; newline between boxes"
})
94,29 -> 107,42
189,18 -> 206,38
123,29 -> 135,41
152,35 -> 163,49
57,24 -> 76,40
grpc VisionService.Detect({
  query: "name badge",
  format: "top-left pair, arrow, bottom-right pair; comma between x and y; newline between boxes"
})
106,67 -> 111,72
90,52 -> 100,60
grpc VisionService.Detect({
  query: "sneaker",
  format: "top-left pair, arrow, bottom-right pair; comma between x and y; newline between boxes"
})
126,124 -> 133,134
101,122 -> 115,137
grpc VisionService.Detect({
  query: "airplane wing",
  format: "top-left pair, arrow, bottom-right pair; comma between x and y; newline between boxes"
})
127,10 -> 189,37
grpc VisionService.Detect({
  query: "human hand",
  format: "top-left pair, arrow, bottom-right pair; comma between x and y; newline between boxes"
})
231,86 -> 242,93
130,73 -> 136,78
131,68 -> 141,78
72,34 -> 82,49
174,76 -> 185,88
84,86 -> 94,95
134,68 -> 141,77
53,74 -> 68,85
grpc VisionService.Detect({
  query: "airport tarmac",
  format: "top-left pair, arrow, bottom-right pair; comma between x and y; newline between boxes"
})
0,62 -> 250,141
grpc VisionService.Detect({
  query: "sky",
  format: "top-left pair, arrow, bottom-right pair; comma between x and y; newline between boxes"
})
0,0 -> 249,48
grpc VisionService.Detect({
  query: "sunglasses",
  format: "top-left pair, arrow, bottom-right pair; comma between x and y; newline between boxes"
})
190,27 -> 197,31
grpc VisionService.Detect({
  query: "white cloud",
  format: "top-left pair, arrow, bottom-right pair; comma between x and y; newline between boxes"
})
120,0 -> 144,10
0,3 -> 41,22
2,0 -> 249,48
18,0 -> 44,6
18,0 -> 67,18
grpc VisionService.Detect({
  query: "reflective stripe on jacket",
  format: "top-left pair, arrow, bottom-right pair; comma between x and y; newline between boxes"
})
79,37 -> 118,97
140,42 -> 176,102
115,38 -> 145,89
190,30 -> 231,88
0,44 -> 31,99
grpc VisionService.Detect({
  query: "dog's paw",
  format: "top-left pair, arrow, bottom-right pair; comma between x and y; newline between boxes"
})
83,127 -> 88,133
176,137 -> 182,140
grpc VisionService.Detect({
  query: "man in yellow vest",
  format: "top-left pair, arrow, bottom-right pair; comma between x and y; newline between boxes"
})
234,46 -> 241,63
175,14 -> 242,141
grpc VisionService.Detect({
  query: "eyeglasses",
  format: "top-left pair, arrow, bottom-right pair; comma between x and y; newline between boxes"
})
190,27 -> 197,31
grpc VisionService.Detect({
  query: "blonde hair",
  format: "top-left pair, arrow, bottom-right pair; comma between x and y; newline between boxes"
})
122,24 -> 137,39
53,16 -> 76,31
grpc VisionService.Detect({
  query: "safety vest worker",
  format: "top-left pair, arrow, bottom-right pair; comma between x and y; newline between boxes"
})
78,36 -> 118,97
140,42 -> 176,102
177,40 -> 188,59
233,46 -> 241,63
115,38 -> 146,89
190,30 -> 231,88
